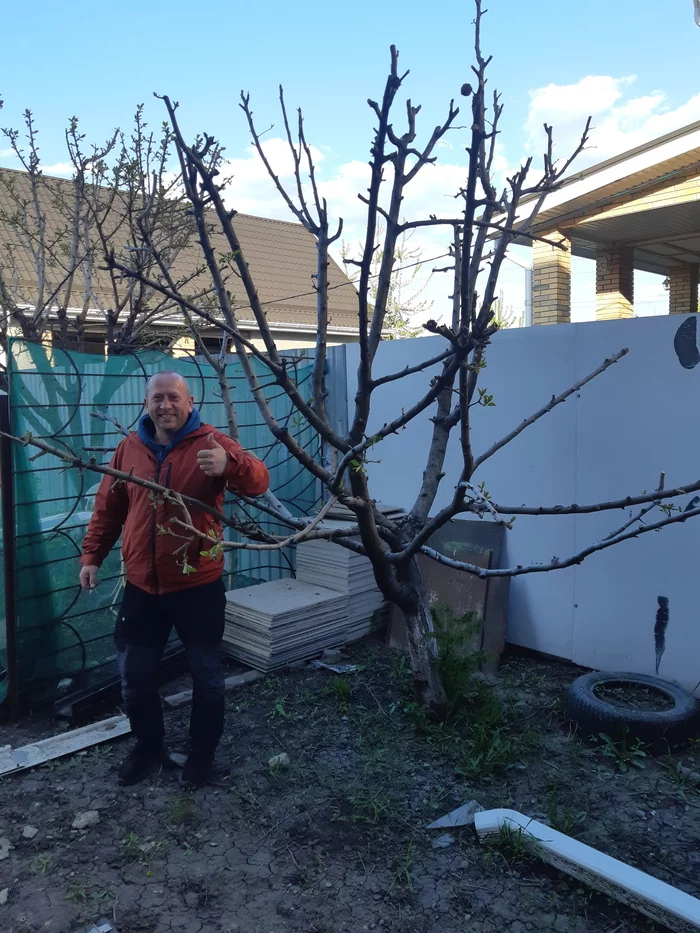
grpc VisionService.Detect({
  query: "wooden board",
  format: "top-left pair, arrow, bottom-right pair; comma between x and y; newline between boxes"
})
0,715 -> 130,777
162,669 -> 264,708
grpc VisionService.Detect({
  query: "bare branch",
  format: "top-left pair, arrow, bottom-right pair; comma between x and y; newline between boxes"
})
414,501 -> 700,579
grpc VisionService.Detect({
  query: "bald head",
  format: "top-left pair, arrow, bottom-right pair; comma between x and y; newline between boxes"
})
145,370 -> 191,399
144,370 -> 194,442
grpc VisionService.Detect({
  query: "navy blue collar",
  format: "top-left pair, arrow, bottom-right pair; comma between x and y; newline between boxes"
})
137,409 -> 201,464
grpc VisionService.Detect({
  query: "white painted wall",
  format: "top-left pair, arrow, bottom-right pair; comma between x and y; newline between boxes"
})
344,316 -> 700,692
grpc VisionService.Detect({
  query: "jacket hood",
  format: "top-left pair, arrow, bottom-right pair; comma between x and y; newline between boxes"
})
137,409 -> 202,462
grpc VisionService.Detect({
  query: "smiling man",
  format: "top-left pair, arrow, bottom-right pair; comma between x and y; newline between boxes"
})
79,371 -> 269,788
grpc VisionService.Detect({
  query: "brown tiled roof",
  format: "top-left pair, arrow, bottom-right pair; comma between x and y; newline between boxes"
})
0,165 -> 359,331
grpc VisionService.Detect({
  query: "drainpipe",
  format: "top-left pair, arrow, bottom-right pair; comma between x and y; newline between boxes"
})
474,809 -> 700,932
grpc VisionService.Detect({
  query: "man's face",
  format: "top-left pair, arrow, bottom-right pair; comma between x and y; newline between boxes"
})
145,374 -> 194,437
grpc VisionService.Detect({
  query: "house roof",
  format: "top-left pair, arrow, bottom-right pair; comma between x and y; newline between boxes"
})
0,165 -> 360,332
512,121 -> 700,275
518,120 -> 700,228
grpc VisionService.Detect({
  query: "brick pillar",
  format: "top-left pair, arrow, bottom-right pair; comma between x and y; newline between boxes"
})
532,236 -> 571,325
595,247 -> 634,319
668,263 -> 699,315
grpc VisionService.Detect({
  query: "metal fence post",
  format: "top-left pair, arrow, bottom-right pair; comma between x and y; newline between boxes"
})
0,390 -> 20,718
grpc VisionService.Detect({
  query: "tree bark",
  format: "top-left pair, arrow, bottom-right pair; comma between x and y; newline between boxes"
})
393,556 -> 447,718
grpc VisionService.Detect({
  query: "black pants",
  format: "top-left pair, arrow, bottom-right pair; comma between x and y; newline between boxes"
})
115,578 -> 226,758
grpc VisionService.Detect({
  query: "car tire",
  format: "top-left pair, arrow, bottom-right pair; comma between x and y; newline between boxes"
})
566,671 -> 699,748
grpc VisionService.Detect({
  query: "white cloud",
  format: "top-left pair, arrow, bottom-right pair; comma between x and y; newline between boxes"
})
219,137 -> 478,325
524,75 -> 700,168
0,147 -> 16,158
42,162 -> 74,177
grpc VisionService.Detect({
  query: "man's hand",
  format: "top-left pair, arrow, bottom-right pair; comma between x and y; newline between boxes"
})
197,433 -> 228,478
80,565 -> 100,590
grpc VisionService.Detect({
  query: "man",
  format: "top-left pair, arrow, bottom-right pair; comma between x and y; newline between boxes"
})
80,371 -> 269,788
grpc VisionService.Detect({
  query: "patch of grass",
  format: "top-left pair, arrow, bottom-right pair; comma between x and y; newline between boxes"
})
430,605 -> 485,720
388,651 -> 413,693
166,793 -> 198,826
597,727 -> 647,772
31,852 -> 51,875
663,758 -> 699,799
491,822 -> 540,867
268,695 -> 295,721
388,838 -> 417,894
121,831 -> 162,867
546,792 -> 587,837
454,721 -> 526,780
65,883 -> 111,907
332,676 -> 352,706
343,786 -> 398,825
395,608 -> 541,780
84,744 -> 114,765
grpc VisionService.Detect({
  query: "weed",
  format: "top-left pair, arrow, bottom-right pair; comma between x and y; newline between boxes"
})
429,605 -> 484,720
491,822 -> 540,866
166,793 -> 198,825
664,759 -> 699,799
337,786 -> 398,825
257,675 -> 284,698
269,695 -> 295,721
455,723 -> 521,779
388,838 -> 417,894
66,883 -> 110,907
85,744 -> 113,765
388,652 -> 413,693
597,727 -> 647,772
232,775 -> 262,805
121,831 -> 161,865
31,852 -> 51,875
546,793 -> 587,837
332,676 -> 351,706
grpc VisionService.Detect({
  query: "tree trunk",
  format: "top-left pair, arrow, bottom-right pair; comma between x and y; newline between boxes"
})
394,555 -> 447,719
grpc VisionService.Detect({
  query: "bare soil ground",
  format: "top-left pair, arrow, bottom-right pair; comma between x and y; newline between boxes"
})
1,640 -> 699,933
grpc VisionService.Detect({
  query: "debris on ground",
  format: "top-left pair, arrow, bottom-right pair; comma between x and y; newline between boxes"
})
310,661 -> 359,674
0,715 -> 130,777
321,648 -> 345,664
0,838 -> 12,860
269,752 -> 290,770
0,888 -> 8,905
71,919 -> 115,933
427,799 -> 484,829
21,825 -> 38,839
679,763 -> 700,783
72,810 -> 100,830
432,832 -> 455,848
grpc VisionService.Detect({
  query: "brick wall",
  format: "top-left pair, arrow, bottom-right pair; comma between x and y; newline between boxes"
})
532,237 -> 571,325
669,263 -> 699,314
596,247 -> 634,319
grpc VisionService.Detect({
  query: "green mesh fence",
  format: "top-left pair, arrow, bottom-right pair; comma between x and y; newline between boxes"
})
1,339 -> 321,707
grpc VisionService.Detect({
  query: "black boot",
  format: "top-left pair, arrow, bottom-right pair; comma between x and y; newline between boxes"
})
119,694 -> 167,786
181,691 -> 225,788
118,742 -> 173,786
179,750 -> 215,789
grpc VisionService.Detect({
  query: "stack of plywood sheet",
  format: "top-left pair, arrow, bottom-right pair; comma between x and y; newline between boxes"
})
295,534 -> 384,641
222,579 -> 348,671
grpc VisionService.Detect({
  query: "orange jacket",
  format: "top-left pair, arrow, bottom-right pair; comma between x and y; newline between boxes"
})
80,424 -> 270,594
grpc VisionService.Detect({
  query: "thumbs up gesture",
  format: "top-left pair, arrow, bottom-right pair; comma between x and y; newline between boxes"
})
197,433 -> 228,478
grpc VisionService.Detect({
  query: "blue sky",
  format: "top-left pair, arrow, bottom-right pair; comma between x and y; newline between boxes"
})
2,0 -> 699,321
